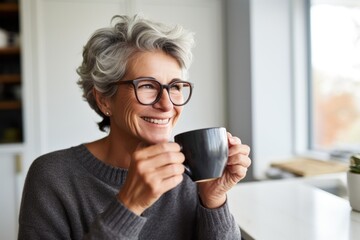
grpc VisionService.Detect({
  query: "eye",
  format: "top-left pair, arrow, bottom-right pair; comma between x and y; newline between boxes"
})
137,80 -> 158,90
138,84 -> 154,89
170,82 -> 183,91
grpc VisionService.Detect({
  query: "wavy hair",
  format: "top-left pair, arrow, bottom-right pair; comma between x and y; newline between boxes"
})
77,15 -> 195,131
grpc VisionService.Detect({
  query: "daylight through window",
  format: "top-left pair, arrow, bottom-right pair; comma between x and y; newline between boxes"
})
310,0 -> 360,152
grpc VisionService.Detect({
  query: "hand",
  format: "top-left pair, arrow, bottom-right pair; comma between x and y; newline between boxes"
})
117,142 -> 185,215
198,132 -> 251,208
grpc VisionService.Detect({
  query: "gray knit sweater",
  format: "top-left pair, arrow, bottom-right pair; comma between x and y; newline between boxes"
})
18,144 -> 241,239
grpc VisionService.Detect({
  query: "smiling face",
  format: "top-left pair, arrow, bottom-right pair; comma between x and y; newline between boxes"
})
106,51 -> 184,145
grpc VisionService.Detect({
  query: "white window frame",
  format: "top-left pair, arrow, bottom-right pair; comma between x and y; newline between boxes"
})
227,0 -> 333,180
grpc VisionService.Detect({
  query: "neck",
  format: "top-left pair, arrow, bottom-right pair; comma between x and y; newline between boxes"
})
86,132 -> 141,169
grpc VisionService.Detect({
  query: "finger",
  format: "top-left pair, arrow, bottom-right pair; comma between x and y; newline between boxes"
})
161,174 -> 184,192
228,144 -> 250,157
157,163 -> 185,179
226,164 -> 248,177
227,155 -> 252,168
227,133 -> 242,146
134,151 -> 185,173
142,166 -> 184,195
134,142 -> 182,161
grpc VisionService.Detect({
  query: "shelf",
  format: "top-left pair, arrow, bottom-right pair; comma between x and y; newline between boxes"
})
0,3 -> 18,14
0,100 -> 21,110
0,74 -> 20,83
0,47 -> 20,55
0,2 -> 23,146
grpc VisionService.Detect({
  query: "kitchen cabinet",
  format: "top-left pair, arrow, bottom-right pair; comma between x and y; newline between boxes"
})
0,2 -> 23,240
0,2 -> 23,143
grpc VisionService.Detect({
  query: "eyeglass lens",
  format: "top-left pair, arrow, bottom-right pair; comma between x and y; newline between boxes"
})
135,79 -> 192,105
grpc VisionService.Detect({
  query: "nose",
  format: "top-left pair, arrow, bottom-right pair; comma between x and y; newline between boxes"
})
153,89 -> 173,110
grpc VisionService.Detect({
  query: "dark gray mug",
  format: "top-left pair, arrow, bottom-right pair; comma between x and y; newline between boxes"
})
174,127 -> 228,182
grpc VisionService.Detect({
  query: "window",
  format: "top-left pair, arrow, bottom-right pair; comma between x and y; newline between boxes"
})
309,0 -> 360,153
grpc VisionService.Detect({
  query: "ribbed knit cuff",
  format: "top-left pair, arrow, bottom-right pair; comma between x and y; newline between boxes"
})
197,200 -> 234,231
101,199 -> 147,237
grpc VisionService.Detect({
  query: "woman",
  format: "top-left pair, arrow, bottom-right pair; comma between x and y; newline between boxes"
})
18,15 -> 251,239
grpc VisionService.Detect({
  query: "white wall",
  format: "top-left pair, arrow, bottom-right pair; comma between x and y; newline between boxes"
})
0,152 -> 18,240
227,0 -> 305,179
251,0 -> 294,179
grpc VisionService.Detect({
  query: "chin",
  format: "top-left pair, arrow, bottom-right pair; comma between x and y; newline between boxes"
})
148,137 -> 170,145
143,133 -> 171,145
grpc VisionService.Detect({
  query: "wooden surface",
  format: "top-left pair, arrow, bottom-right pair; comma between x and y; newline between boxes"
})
271,157 -> 348,176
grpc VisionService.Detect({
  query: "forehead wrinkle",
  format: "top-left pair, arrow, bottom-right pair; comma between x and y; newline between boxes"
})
126,51 -> 182,83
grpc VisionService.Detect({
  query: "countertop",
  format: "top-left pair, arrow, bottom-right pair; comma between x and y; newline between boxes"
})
227,173 -> 360,240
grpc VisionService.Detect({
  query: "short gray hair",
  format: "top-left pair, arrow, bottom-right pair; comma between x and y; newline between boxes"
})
77,14 -> 195,131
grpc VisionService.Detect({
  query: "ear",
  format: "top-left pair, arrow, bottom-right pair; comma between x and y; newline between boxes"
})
93,88 -> 112,116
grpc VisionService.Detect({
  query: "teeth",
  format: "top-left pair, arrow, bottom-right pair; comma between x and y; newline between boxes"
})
143,117 -> 170,125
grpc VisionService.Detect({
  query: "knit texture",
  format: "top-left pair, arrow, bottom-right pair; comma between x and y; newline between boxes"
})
18,144 -> 241,239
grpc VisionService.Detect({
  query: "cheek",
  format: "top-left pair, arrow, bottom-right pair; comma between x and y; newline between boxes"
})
173,106 -> 183,124
122,97 -> 138,130
111,88 -> 139,132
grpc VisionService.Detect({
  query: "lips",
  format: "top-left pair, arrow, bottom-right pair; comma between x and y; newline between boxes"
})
142,117 -> 170,125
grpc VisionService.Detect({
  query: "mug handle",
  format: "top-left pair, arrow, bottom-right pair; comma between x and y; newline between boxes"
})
177,142 -> 193,179
184,164 -> 192,179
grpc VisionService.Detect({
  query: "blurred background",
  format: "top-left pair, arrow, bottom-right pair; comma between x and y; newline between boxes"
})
0,0 -> 359,239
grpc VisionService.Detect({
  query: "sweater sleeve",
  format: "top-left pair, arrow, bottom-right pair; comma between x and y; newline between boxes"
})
83,199 -> 147,239
18,156 -> 147,240
196,200 -> 241,240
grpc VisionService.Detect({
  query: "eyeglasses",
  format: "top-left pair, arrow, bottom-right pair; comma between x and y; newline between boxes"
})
117,77 -> 194,106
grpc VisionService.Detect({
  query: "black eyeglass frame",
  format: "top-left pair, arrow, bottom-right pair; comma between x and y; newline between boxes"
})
117,77 -> 194,106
